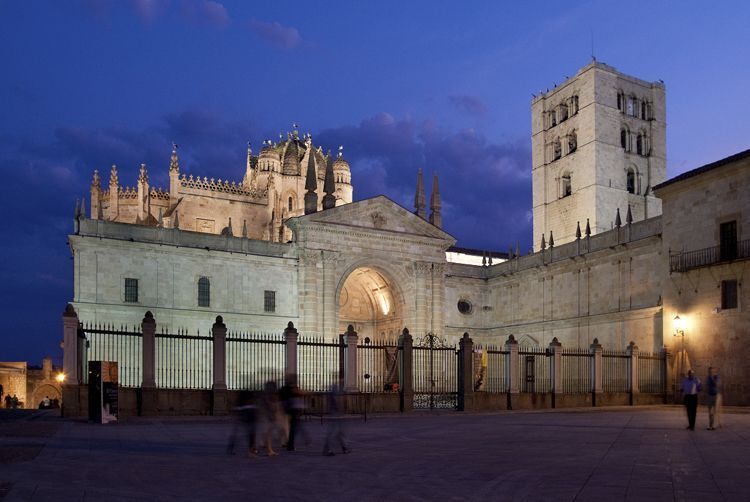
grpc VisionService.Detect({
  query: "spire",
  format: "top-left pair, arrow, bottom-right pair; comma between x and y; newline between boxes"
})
615,207 -> 622,228
322,153 -> 336,210
549,231 -> 554,247
173,210 -> 179,229
540,233 -> 546,250
109,165 -> 118,187
169,143 -> 179,173
429,173 -> 442,228
242,219 -> 248,238
138,163 -> 148,184
91,169 -> 101,190
80,197 -> 86,220
414,169 -> 426,219
515,242 -> 520,258
157,208 -> 163,227
304,145 -> 318,215
626,204 -> 633,225
575,221 -> 582,240
585,218 -> 591,237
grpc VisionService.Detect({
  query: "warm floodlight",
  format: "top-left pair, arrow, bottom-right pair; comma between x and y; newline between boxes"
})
55,373 -> 66,383
673,315 -> 685,336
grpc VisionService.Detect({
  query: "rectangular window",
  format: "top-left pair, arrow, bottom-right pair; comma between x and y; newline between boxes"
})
264,290 -> 276,313
721,280 -> 738,310
719,220 -> 738,261
198,277 -> 210,307
124,278 -> 138,303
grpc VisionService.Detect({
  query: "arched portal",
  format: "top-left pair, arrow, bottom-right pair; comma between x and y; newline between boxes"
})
338,266 -> 404,340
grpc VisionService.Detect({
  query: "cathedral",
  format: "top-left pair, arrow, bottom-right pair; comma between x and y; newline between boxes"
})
68,61 -> 749,404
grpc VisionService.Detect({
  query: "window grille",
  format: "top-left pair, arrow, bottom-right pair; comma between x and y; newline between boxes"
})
124,278 -> 138,303
264,290 -> 276,313
198,277 -> 210,307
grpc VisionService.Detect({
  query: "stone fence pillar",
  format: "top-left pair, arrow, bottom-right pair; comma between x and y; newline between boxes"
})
505,334 -> 519,410
344,325 -> 358,393
458,332 -> 474,412
211,316 -> 228,416
549,337 -> 562,408
661,345 -> 671,404
62,304 -> 81,417
399,328 -> 413,413
590,338 -> 603,406
284,322 -> 298,383
627,341 -> 639,405
140,311 -> 157,415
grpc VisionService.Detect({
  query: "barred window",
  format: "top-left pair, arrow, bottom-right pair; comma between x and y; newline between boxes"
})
198,277 -> 210,307
264,290 -> 276,313
721,280 -> 738,310
124,278 -> 138,303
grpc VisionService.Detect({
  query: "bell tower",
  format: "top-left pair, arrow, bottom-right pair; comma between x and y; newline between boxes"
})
531,61 -> 666,249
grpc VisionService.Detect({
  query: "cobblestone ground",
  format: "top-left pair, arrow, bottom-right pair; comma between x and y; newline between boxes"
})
2,406 -> 750,501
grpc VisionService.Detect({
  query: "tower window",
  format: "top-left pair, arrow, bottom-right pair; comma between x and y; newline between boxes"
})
264,290 -> 276,313
641,101 -> 648,120
720,221 -> 738,261
568,132 -> 577,154
626,169 -> 636,194
561,173 -> 572,198
620,129 -> 629,150
198,277 -> 210,307
124,278 -> 138,303
572,95 -> 579,114
553,139 -> 562,160
550,111 -> 557,127
560,104 -> 568,122
636,134 -> 643,155
721,280 -> 738,310
288,196 -> 294,212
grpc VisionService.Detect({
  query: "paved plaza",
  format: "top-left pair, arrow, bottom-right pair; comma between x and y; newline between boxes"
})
2,406 -> 750,501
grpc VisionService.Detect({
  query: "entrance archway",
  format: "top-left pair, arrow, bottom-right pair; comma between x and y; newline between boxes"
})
338,266 -> 403,340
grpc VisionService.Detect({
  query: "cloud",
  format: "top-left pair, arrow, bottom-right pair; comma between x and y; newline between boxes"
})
179,0 -> 230,28
317,113 -> 532,250
127,0 -> 167,24
81,0 -> 230,28
248,19 -> 303,49
448,95 -> 488,116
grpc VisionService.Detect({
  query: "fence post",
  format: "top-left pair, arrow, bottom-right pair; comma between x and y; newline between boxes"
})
211,316 -> 228,416
399,328 -> 413,412
62,304 -> 80,417
284,322 -> 298,383
590,338 -> 602,407
549,337 -> 562,408
141,311 -> 157,416
458,332 -> 474,412
627,341 -> 639,405
660,345 -> 670,404
505,334 -> 519,410
344,325 -> 358,393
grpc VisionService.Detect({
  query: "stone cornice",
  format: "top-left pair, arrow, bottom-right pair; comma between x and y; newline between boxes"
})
295,222 -> 452,255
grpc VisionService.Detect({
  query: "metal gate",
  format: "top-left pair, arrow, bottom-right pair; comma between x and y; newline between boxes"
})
412,333 -> 458,409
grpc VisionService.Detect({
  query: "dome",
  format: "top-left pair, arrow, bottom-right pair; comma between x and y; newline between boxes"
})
282,141 -> 301,175
333,157 -> 350,172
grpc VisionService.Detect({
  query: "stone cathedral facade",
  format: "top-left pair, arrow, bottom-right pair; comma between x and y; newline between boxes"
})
69,61 -> 749,403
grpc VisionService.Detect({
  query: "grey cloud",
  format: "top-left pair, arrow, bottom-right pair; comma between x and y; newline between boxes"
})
248,19 -> 303,49
448,94 -> 488,116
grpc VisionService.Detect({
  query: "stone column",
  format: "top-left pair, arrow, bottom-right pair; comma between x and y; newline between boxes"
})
211,316 -> 228,416
431,263 -> 446,339
343,325 -> 358,393
413,263 -> 430,337
627,341 -> 639,404
590,338 -> 603,407
284,322 -> 298,383
299,250 -> 320,334
399,328 -> 414,412
458,332 -> 474,412
549,337 -> 562,407
140,311 -> 157,416
505,334 -> 519,410
62,304 -> 81,418
322,251 -> 339,337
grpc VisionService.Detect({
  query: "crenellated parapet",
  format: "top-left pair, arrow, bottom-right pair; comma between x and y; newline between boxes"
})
179,174 -> 268,199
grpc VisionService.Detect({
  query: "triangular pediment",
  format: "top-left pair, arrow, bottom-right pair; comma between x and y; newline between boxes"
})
287,195 -> 456,244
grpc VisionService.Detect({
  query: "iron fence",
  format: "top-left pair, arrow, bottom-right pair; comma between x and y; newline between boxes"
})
297,335 -> 344,392
413,334 -> 458,409
80,322 -> 142,387
155,329 -> 213,389
638,352 -> 665,394
226,331 -> 286,390
561,348 -> 592,394
602,351 -> 629,393
518,347 -> 550,393
357,338 -> 399,393
482,345 -> 508,393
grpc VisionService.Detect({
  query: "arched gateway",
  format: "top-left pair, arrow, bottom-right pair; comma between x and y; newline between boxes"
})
337,266 -> 404,340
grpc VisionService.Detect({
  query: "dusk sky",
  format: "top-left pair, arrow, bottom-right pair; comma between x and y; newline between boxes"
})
1,1 -> 748,363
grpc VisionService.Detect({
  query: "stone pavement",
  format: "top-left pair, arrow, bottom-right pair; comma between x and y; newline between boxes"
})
2,406 -> 750,501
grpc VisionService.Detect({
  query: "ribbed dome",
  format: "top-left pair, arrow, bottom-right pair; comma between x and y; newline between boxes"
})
282,141 -> 301,175
333,157 -> 350,171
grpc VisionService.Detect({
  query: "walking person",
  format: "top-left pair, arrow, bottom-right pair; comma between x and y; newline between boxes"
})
706,367 -> 722,430
323,379 -> 350,456
259,381 -> 281,456
280,377 -> 307,451
682,369 -> 702,430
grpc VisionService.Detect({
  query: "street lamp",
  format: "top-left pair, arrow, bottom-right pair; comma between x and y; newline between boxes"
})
55,373 -> 66,383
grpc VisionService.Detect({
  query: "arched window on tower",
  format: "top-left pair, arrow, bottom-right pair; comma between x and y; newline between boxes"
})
567,131 -> 577,154
550,110 -> 557,127
198,277 -> 210,307
636,133 -> 643,155
626,168 -> 636,194
617,91 -> 624,111
572,95 -> 579,114
553,138 -> 562,160
620,128 -> 629,151
288,196 -> 294,212
561,172 -> 572,198
559,103 -> 568,122
641,101 -> 648,120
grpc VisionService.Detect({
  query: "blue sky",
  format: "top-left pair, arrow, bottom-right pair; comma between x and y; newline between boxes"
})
1,0 -> 748,362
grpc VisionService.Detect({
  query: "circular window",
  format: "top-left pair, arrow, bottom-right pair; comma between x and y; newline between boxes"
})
457,299 -> 473,315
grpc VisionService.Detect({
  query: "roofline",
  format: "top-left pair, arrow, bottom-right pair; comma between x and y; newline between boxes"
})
653,148 -> 750,192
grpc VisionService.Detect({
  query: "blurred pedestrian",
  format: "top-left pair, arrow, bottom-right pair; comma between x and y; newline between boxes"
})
11,394 -> 19,409
705,367 -> 722,430
323,380 -> 350,456
260,381 -> 281,456
281,377 -> 308,451
3,394 -> 10,409
681,369 -> 702,430
227,391 -> 258,456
